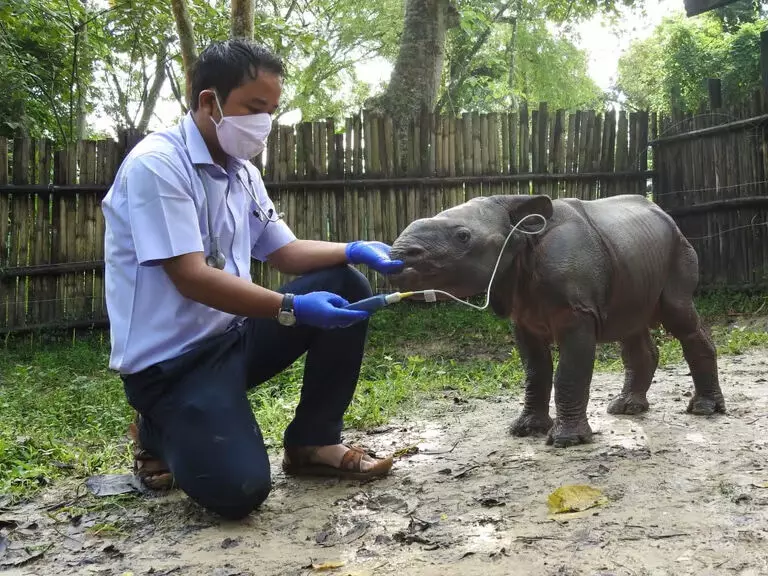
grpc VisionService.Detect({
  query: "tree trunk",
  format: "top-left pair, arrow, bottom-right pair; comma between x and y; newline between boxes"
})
506,15 -> 519,108
231,0 -> 254,39
170,0 -> 198,105
368,0 -> 459,166
137,42 -> 169,133
75,2 -> 90,140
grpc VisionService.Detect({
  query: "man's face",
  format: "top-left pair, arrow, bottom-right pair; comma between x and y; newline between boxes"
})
195,68 -> 282,152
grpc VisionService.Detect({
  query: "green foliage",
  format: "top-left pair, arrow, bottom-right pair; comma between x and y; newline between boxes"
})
615,11 -> 766,112
250,2 -> 404,122
1,290 -> 767,502
0,0 -> 92,141
440,0 -> 607,114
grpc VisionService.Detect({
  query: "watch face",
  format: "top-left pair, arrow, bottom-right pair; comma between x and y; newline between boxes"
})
278,310 -> 296,326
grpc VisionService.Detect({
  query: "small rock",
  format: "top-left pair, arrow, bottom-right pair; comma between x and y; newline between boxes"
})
221,537 -> 240,549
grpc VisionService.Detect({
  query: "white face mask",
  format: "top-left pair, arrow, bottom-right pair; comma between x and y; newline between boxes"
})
210,92 -> 272,160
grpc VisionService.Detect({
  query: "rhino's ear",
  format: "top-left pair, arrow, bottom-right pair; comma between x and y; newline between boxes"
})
489,194 -> 553,229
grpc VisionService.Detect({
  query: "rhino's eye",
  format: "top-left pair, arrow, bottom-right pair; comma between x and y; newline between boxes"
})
456,229 -> 471,244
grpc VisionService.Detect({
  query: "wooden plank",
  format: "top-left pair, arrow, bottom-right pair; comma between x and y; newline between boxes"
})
436,113 -> 445,210
566,111 -> 578,198
11,138 -> 31,328
383,115 -> 398,245
344,118 -> 355,242
603,110 -> 617,197
461,113 -> 472,201
537,102 -> 548,197
480,113 -> 490,196
448,115 -> 459,208
0,137 -> 8,329
551,110 -> 564,199
762,30 -> 768,93
500,113 -> 510,195
591,112 -> 603,199
407,117 -> 418,225
576,112 -> 590,199
529,109 -> 538,196
488,113 -> 499,197
471,112 -> 482,199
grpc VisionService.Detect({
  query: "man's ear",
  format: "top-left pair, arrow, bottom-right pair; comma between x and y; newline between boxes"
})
198,89 -> 219,119
488,194 -> 553,230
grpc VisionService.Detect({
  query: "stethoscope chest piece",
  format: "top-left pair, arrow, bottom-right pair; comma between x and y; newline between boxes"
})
206,250 -> 226,270
179,120 -> 284,270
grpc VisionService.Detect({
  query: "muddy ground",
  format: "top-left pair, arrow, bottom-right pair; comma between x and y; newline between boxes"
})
3,347 -> 768,576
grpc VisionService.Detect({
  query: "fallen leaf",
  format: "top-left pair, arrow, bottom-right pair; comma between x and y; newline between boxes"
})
102,544 -> 124,558
0,535 -> 7,559
0,546 -> 48,568
475,496 -> 505,508
62,535 -> 85,551
394,445 -> 419,458
311,560 -> 345,571
85,474 -> 145,497
547,485 -> 608,515
0,515 -> 23,529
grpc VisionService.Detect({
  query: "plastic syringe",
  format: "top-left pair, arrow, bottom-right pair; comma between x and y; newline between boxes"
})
343,291 -> 415,313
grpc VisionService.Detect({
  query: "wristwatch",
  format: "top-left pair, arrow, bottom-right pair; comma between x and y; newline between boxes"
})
277,293 -> 297,326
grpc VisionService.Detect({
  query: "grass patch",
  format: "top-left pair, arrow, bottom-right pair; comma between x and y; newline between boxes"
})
1,290 -> 767,502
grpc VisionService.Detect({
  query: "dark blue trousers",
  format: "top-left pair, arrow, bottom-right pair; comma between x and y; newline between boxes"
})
121,265 -> 373,520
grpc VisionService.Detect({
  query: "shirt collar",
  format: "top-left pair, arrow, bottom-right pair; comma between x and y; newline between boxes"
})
180,112 -> 247,174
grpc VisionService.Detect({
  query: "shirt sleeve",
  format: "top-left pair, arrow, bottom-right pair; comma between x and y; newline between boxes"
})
246,165 -> 297,261
124,151 -> 204,266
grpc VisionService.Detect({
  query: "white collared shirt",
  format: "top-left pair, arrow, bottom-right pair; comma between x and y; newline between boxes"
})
102,112 -> 296,374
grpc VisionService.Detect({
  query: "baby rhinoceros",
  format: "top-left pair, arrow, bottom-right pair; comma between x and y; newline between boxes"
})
389,193 -> 725,448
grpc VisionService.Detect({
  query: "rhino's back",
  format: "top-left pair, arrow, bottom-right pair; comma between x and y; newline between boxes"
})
537,194 -> 683,340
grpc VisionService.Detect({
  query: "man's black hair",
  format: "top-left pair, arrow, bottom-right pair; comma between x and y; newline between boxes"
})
189,39 -> 284,111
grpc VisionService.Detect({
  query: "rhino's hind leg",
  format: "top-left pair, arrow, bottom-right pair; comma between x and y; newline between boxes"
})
661,241 -> 725,415
607,329 -> 659,415
547,319 -> 596,448
509,325 -> 554,437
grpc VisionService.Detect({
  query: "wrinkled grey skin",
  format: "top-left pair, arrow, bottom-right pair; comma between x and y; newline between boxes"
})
389,194 -> 725,448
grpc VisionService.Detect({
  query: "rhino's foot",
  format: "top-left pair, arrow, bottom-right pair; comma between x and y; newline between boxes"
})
607,393 -> 649,415
509,412 -> 554,437
546,418 -> 593,448
687,392 -> 726,416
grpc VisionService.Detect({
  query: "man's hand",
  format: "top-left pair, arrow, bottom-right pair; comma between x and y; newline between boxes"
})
293,292 -> 369,329
345,241 -> 403,274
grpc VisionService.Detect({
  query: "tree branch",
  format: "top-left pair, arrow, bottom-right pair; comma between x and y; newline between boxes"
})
166,62 -> 189,115
170,0 -> 198,104
436,0 -> 515,113
137,43 -> 168,133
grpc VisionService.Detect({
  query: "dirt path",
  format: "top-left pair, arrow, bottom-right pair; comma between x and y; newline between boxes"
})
4,348 -> 768,576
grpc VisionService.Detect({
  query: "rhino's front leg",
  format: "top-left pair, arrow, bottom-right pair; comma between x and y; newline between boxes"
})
547,319 -> 596,448
509,324 -> 554,437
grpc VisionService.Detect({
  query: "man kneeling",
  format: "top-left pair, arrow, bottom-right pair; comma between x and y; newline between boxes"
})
101,39 -> 402,520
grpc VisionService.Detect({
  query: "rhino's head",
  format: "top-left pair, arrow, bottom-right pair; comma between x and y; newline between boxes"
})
389,194 -> 553,298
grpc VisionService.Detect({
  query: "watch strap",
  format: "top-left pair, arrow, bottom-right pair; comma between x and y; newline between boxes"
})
280,293 -> 295,313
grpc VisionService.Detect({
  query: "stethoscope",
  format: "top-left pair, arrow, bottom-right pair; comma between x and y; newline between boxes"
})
179,121 -> 284,270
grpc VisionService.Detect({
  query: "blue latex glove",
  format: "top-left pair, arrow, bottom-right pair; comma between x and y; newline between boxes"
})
293,291 -> 370,329
345,241 -> 404,274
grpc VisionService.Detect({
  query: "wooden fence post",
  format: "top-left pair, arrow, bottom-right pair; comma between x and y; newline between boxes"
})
707,78 -> 722,110
761,30 -> 768,94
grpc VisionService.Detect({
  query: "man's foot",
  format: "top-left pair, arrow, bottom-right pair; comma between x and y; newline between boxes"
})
128,414 -> 175,491
282,443 -> 393,480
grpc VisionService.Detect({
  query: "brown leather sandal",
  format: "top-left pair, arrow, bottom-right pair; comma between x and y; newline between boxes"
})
282,444 -> 393,480
128,413 -> 175,491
